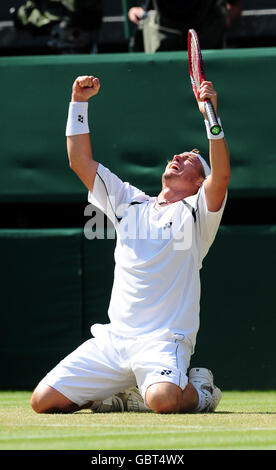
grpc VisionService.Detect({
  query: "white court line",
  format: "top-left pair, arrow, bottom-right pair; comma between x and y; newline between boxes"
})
1,424 -> 276,431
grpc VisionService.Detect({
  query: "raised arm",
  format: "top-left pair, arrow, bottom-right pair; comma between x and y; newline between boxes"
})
197,81 -> 231,212
66,75 -> 100,191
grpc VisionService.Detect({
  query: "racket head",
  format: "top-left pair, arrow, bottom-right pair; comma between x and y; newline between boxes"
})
188,29 -> 206,98
187,29 -> 222,136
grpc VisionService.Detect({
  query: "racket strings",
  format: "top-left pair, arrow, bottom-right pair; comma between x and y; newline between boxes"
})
191,42 -> 201,90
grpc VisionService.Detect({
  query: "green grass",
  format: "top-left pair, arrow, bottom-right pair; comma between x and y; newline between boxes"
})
0,391 -> 275,450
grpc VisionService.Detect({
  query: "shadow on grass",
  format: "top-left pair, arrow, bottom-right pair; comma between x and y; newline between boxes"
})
211,411 -> 276,415
76,410 -> 276,415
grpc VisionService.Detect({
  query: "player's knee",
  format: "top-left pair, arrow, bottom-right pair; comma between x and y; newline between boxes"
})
30,388 -> 49,413
146,383 -> 181,414
30,384 -> 68,414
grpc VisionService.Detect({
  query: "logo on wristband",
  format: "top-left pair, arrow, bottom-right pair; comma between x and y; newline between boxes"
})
78,115 -> 84,123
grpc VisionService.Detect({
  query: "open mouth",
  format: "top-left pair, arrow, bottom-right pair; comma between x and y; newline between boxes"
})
169,163 -> 179,171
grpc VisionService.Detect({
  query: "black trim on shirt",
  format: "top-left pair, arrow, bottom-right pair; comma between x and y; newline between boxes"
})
96,172 -> 144,224
96,170 -> 121,223
181,200 -> 197,222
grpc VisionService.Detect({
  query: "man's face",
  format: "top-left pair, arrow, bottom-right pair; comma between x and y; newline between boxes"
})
163,152 -> 205,183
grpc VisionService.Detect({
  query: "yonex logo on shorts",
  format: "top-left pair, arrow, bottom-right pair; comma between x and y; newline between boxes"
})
161,369 -> 172,376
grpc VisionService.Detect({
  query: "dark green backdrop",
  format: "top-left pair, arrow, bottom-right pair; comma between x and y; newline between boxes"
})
1,48 -> 276,390
1,48 -> 276,202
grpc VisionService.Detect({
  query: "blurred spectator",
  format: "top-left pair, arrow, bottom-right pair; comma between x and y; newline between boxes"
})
9,0 -> 104,53
128,0 -> 243,52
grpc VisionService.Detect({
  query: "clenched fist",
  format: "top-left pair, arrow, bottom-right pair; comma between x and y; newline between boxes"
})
196,81 -> 218,119
71,75 -> 100,102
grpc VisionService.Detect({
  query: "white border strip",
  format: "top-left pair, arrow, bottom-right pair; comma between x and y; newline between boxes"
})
103,15 -> 125,23
243,9 -> 276,16
103,11 -> 276,20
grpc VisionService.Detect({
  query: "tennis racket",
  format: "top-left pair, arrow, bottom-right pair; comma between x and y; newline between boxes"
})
188,29 -> 221,136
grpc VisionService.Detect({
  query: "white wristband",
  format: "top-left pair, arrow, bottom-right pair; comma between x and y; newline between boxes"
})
204,117 -> 224,140
66,102 -> 89,136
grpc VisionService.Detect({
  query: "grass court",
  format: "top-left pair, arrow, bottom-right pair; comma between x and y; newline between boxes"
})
1,390 -> 275,451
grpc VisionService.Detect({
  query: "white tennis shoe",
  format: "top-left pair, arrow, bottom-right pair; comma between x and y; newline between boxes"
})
116,387 -> 150,412
91,387 -> 150,413
188,367 -> 222,412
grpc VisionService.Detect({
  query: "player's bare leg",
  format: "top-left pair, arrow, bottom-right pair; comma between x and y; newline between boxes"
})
31,384 -> 149,414
146,368 -> 221,413
146,382 -> 198,414
30,383 -> 92,413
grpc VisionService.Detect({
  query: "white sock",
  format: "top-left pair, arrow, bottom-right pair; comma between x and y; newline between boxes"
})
192,386 -> 212,413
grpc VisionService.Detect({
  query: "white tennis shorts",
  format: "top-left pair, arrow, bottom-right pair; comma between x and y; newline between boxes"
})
40,324 -> 192,406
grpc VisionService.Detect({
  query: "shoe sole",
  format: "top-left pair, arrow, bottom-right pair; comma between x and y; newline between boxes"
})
207,386 -> 222,412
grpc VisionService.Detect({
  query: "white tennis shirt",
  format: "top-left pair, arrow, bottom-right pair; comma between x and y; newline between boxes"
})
88,163 -> 226,349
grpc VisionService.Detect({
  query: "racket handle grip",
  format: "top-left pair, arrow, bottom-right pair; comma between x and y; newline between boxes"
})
204,101 -> 221,136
